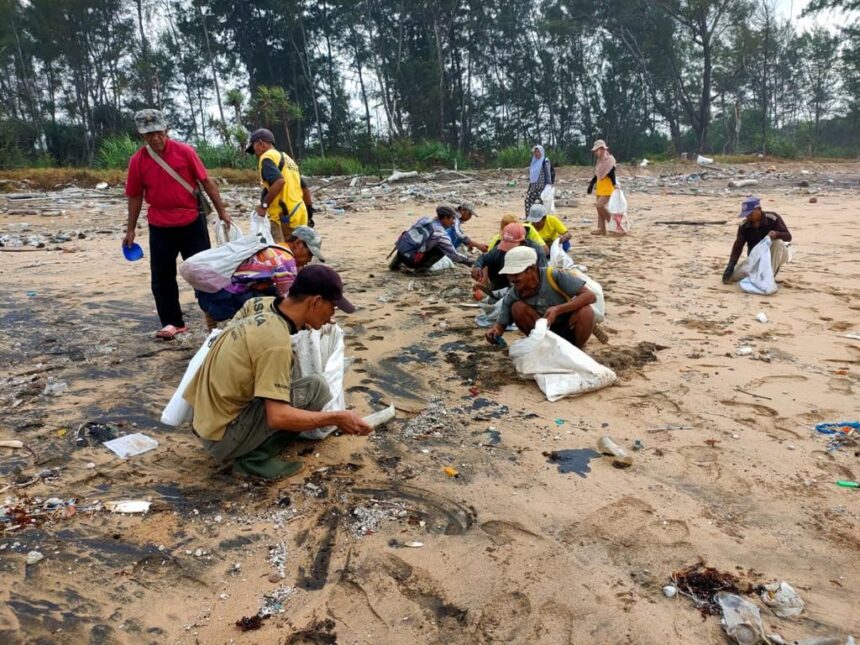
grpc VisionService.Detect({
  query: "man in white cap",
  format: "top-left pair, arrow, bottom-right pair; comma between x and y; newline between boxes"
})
124,108 -> 232,340
486,246 -> 596,349
722,196 -> 792,283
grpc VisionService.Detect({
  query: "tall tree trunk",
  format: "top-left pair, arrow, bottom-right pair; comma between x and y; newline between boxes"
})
196,1 -> 227,142
135,0 -> 155,105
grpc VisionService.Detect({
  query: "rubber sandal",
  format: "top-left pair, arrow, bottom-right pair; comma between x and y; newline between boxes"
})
155,324 -> 188,340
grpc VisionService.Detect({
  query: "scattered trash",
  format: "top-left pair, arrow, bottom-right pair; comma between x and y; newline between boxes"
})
755,312 -> 768,323
442,466 -> 459,478
716,592 -> 766,645
404,541 -> 424,548
729,179 -> 759,188
26,291 -> 38,297
235,614 -> 268,632
42,379 -> 68,396
554,419 -> 565,426
385,170 -> 419,183
0,440 -> 24,449
640,158 -> 649,167
663,585 -> 678,598
736,346 -> 754,356
95,182 -> 109,190
843,333 -> 860,341
75,421 -> 121,447
760,581 -> 804,618
697,154 -> 714,165
26,550 -> 44,565
103,432 -> 158,458
104,500 -> 151,514
632,439 -> 645,451
809,197 -> 818,204
836,480 -> 858,489
672,562 -> 742,615
597,436 -> 633,468
543,449 -> 600,478
362,404 -> 396,429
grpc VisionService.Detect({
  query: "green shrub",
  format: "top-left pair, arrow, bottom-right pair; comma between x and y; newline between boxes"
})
95,135 -> 139,169
413,140 -> 468,169
300,155 -> 365,176
495,145 -> 533,168
195,142 -> 255,169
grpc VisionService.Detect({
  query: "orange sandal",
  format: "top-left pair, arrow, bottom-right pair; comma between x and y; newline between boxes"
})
155,324 -> 187,340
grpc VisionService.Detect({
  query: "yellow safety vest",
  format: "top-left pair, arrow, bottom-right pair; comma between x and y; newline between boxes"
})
257,148 -> 307,227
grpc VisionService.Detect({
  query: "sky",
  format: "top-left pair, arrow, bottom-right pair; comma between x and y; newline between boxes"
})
774,0 -> 846,31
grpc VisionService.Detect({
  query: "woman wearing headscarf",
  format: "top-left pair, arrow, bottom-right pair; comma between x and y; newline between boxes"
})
586,140 -> 617,235
524,145 -> 552,217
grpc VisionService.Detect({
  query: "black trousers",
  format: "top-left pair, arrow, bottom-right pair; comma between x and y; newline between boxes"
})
399,246 -> 444,270
149,215 -> 210,328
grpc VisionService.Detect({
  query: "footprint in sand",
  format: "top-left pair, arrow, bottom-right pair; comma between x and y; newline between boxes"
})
678,445 -> 722,476
720,399 -> 778,417
477,591 -> 533,642
480,520 -> 543,546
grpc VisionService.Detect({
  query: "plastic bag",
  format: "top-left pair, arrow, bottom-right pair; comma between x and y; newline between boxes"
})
161,329 -> 223,426
179,237 -> 268,293
549,238 -> 575,270
508,319 -> 616,401
540,184 -> 556,214
215,220 -> 242,246
739,238 -> 777,295
607,189 -> 631,234
291,324 -> 347,440
429,256 -> 455,271
249,212 -> 275,245
571,268 -> 605,323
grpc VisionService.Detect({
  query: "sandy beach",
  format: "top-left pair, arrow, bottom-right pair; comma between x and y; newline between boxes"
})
0,161 -> 858,644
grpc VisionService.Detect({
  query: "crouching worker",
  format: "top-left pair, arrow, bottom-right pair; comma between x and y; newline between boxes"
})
485,246 -> 596,350
184,265 -> 372,480
388,206 -> 474,271
722,196 -> 792,284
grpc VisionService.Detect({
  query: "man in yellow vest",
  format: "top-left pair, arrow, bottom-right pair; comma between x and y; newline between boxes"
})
246,128 -> 308,242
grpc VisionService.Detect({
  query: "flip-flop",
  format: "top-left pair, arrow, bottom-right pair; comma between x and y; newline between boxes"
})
155,324 -> 188,340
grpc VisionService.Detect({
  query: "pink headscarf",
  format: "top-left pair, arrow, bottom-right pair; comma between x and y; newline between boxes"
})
595,146 -> 616,180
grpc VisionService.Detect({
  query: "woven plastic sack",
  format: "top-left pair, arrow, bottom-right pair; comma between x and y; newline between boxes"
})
161,329 -> 223,426
291,324 -> 347,440
739,237 -> 777,295
508,319 -> 616,401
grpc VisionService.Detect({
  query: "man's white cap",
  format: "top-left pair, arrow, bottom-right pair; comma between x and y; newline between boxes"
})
499,245 -> 538,275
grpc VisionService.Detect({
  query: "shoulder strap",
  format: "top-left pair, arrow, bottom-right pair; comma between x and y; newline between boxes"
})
146,144 -> 196,196
545,267 -> 570,302
278,152 -> 286,172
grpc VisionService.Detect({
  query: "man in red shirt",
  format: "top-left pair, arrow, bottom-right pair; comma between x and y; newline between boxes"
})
124,109 -> 232,339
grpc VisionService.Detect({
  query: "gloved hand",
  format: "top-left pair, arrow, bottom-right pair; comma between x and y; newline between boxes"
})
587,177 -> 596,195
722,261 -> 737,284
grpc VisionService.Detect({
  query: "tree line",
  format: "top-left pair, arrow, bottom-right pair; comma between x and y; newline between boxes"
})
0,0 -> 857,170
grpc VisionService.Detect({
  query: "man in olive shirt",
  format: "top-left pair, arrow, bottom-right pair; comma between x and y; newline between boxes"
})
184,265 -> 371,479
486,246 -> 596,349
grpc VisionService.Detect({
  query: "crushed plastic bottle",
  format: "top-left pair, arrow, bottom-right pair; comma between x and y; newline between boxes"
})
715,592 -> 766,645
597,436 -> 633,468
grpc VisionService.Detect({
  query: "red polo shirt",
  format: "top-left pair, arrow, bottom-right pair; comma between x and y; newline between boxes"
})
125,139 -> 209,227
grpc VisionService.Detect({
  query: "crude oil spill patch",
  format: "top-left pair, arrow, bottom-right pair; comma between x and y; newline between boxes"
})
297,508 -> 340,591
390,344 -> 437,364
366,359 -> 427,402
482,429 -> 501,445
469,397 -> 509,419
352,484 -> 474,535
590,342 -> 666,372
544,449 -> 600,478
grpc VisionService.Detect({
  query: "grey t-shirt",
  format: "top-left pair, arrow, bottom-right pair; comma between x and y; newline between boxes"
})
498,268 -> 587,327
